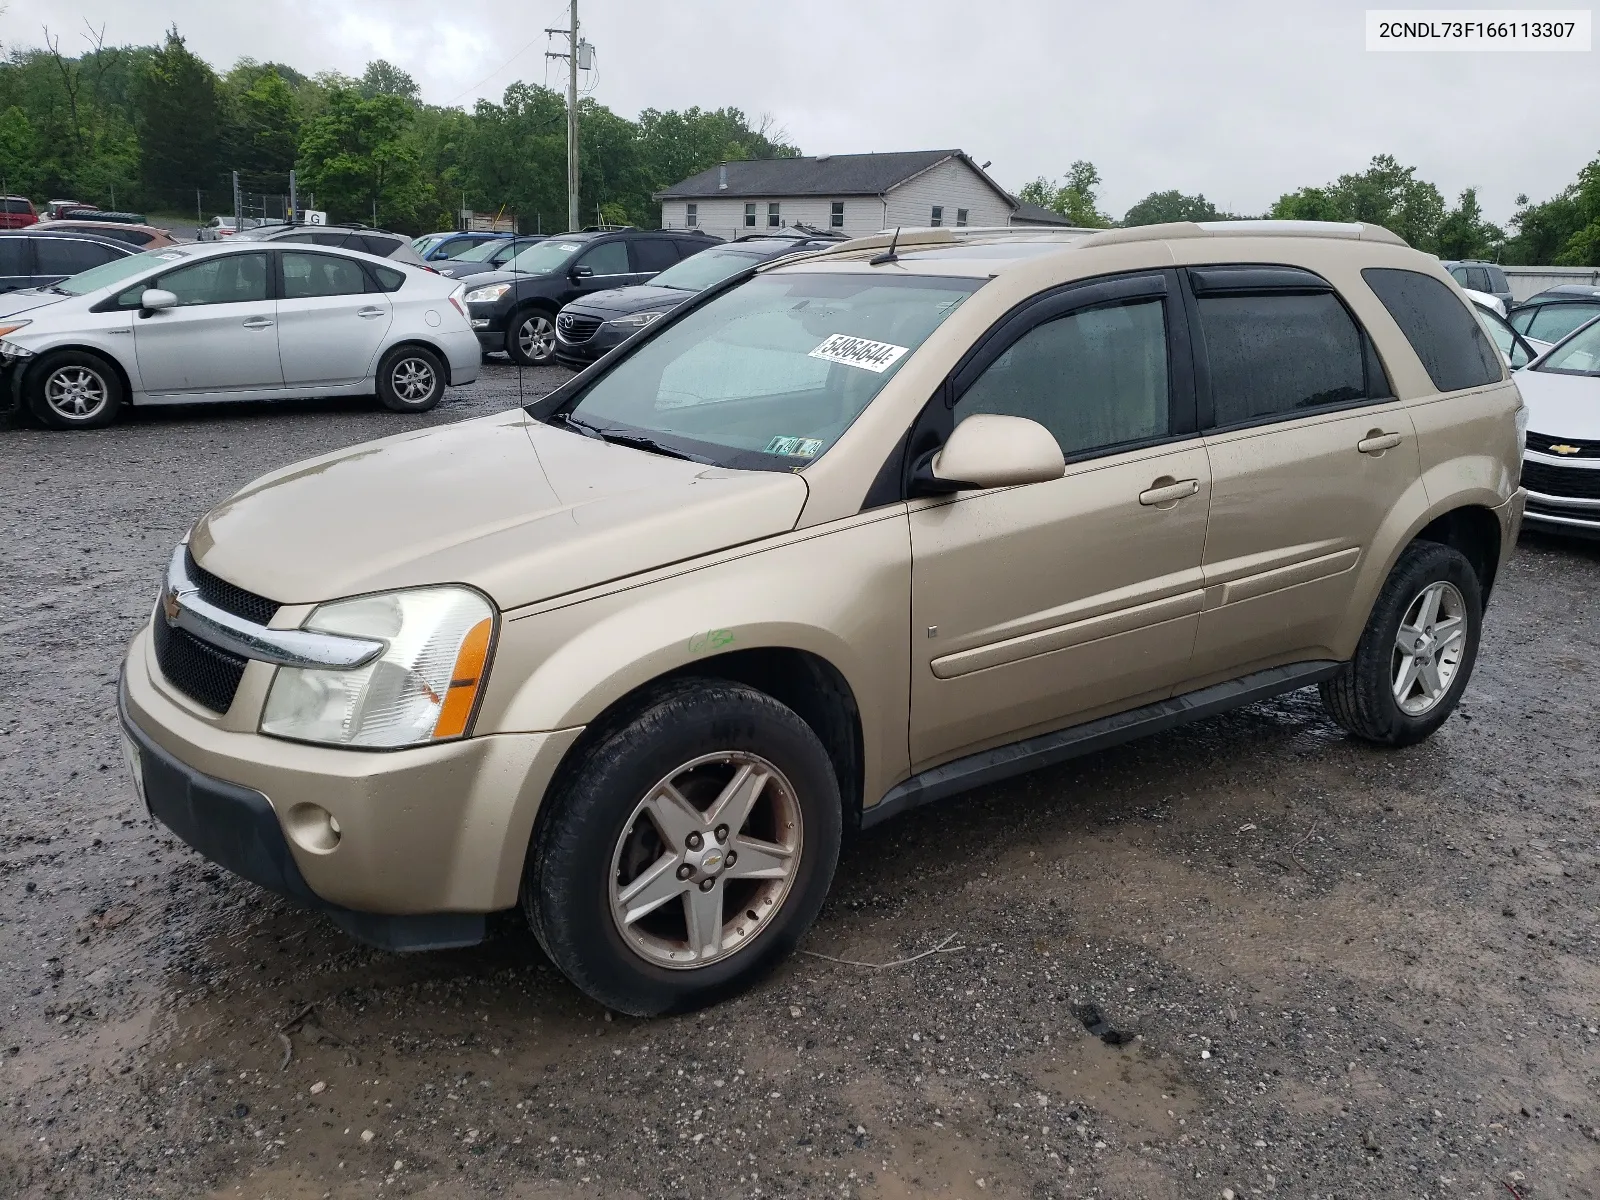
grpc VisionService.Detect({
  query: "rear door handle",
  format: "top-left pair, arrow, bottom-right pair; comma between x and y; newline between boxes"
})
1138,478 -> 1200,506
1357,431 -> 1403,455
242,317 -> 274,330
356,306 -> 386,319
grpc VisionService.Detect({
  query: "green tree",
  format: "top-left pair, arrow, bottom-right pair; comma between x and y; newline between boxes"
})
1122,189 -> 1227,226
230,67 -> 299,185
359,60 -> 420,103
1435,187 -> 1503,260
296,88 -> 429,226
1551,155 -> 1600,266
135,26 -> 223,197
1268,154 -> 1445,250
1017,161 -> 1111,227
635,106 -> 798,193
0,106 -> 41,195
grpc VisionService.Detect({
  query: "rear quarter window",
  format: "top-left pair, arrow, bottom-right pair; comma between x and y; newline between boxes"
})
368,264 -> 406,292
1361,267 -> 1502,392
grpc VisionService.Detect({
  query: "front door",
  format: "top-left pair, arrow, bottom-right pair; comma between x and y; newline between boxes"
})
909,272 -> 1212,769
131,251 -> 282,395
564,239 -> 644,305
275,251 -> 393,386
1180,267 -> 1422,681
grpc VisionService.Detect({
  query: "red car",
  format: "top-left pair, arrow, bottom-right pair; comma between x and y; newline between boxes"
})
0,196 -> 38,229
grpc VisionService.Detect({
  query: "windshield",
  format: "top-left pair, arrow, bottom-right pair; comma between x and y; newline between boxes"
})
1536,316 -> 1600,376
455,238 -> 517,263
553,271 -> 982,470
503,238 -> 585,275
650,248 -> 771,292
57,248 -> 186,295
412,234 -> 446,254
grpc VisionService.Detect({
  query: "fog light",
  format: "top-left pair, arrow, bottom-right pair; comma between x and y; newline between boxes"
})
284,803 -> 342,854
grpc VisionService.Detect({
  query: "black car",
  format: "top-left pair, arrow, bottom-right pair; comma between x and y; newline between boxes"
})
431,235 -> 545,281
552,227 -> 850,371
0,228 -> 137,293
463,227 -> 720,365
1510,284 -> 1600,347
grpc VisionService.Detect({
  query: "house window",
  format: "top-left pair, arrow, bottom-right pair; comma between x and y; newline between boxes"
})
768,202 -> 781,228
956,208 -> 968,227
685,203 -> 698,228
930,205 -> 943,227
744,203 -> 756,228
830,201 -> 844,229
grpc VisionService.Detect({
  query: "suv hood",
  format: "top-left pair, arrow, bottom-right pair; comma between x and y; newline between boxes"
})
189,410 -> 809,610
1515,369 -> 1600,441
564,284 -> 691,318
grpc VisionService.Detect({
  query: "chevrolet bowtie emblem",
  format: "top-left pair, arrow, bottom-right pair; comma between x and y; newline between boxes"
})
1548,443 -> 1581,456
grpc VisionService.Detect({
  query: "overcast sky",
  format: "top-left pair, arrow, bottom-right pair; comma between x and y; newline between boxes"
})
3,0 -> 1594,224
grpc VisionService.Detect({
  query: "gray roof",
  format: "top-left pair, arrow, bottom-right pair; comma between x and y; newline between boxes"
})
657,150 -> 1011,203
1010,200 -> 1076,226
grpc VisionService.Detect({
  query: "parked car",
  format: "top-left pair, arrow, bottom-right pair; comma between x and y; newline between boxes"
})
1509,284 -> 1600,346
46,199 -> 91,220
117,220 -> 1524,1015
198,216 -> 257,241
1463,288 -> 1546,368
38,220 -> 179,249
1443,260 -> 1513,313
58,208 -> 146,225
1507,313 -> 1600,539
0,241 -> 477,429
233,222 -> 429,267
465,227 -> 720,364
0,196 -> 38,230
412,231 -> 512,262
430,235 -> 545,281
0,229 -> 137,293
554,226 -> 849,370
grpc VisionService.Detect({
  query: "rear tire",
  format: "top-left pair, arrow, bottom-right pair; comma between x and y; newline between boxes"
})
525,679 -> 842,1016
27,350 -> 124,430
1319,541 -> 1482,746
505,308 -> 555,366
375,345 -> 445,413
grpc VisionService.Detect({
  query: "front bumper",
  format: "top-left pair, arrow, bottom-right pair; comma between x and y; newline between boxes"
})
554,326 -> 627,370
120,622 -> 583,927
467,303 -> 511,351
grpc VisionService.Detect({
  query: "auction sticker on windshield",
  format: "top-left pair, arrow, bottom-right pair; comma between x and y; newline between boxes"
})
809,333 -> 909,373
764,436 -> 824,458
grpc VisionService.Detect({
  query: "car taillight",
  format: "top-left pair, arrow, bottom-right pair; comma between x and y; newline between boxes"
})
449,285 -> 467,318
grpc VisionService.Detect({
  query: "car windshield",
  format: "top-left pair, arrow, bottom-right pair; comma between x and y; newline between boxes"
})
1535,317 -> 1600,376
650,247 -> 773,292
55,247 -> 187,295
552,271 -> 983,470
412,234 -> 446,254
455,238 -> 515,263
503,238 -> 586,275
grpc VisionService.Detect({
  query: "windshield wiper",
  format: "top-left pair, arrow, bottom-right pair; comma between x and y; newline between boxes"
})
558,413 -> 712,463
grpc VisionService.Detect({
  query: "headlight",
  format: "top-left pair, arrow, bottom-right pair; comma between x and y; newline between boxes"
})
464,282 -> 512,304
1514,400 -> 1529,454
606,310 -> 666,329
260,586 -> 495,748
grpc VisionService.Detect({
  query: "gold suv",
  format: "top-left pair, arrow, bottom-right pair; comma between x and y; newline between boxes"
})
119,221 -> 1526,1014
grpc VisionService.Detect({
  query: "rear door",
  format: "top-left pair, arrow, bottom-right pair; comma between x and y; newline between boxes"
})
130,251 -> 282,394
33,237 -> 124,286
631,238 -> 679,281
0,237 -> 32,292
1181,266 -> 1420,682
909,271 -> 1212,767
275,250 -> 393,386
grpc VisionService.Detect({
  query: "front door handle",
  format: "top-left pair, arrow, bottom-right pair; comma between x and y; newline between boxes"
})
241,317 -> 274,330
1138,477 -> 1200,506
356,306 -> 386,319
1357,431 -> 1403,455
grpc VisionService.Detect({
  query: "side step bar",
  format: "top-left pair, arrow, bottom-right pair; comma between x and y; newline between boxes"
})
860,661 -> 1342,830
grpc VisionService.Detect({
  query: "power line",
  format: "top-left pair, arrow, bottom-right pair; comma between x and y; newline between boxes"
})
442,33 -> 543,107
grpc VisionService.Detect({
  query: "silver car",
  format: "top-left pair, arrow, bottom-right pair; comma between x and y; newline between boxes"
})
0,242 -> 480,430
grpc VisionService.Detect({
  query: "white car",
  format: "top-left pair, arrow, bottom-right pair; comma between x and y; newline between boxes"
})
1464,287 -> 1550,369
1509,314 -> 1600,539
0,241 -> 479,430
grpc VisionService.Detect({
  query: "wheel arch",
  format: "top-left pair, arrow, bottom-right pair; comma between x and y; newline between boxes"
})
378,337 -> 456,386
1411,504 -> 1503,602
24,343 -> 135,401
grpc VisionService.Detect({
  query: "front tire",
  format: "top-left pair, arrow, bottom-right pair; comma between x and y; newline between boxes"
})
27,351 -> 124,430
1319,541 -> 1482,746
375,345 -> 445,412
526,680 -> 842,1016
505,308 -> 555,366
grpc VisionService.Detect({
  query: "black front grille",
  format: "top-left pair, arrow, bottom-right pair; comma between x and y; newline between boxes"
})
556,312 -> 602,344
1527,431 -> 1600,460
187,549 -> 279,625
152,606 -> 248,713
1521,459 -> 1600,500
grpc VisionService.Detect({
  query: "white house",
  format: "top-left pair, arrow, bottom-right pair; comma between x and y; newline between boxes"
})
655,149 -> 1074,242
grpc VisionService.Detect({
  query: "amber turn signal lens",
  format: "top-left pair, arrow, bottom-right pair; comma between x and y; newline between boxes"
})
432,617 -> 493,739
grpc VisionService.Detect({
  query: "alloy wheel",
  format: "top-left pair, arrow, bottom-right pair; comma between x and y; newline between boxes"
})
1391,580 -> 1467,716
518,314 -> 554,361
609,752 -> 803,969
44,365 -> 109,421
391,357 -> 437,403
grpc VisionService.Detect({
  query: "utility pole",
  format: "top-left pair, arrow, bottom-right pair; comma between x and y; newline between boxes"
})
546,1 -> 591,233
232,171 -> 241,231
288,169 -> 297,224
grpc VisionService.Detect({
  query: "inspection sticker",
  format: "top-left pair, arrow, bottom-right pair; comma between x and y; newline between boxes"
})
808,333 -> 909,373
764,435 -> 824,458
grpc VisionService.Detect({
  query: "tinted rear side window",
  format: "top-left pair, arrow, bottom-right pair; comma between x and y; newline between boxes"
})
35,237 -> 122,275
369,264 -> 406,292
0,237 -> 29,275
632,238 -> 678,273
358,233 -> 400,257
1196,292 -> 1370,427
2,198 -> 33,214
1486,265 -> 1509,293
1362,267 -> 1502,392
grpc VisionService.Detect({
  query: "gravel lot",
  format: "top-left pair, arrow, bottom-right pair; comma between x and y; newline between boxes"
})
2,364 -> 1598,1200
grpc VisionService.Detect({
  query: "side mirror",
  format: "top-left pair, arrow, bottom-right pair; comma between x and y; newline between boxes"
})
571,264 -> 594,279
918,414 -> 1065,493
139,288 -> 177,316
